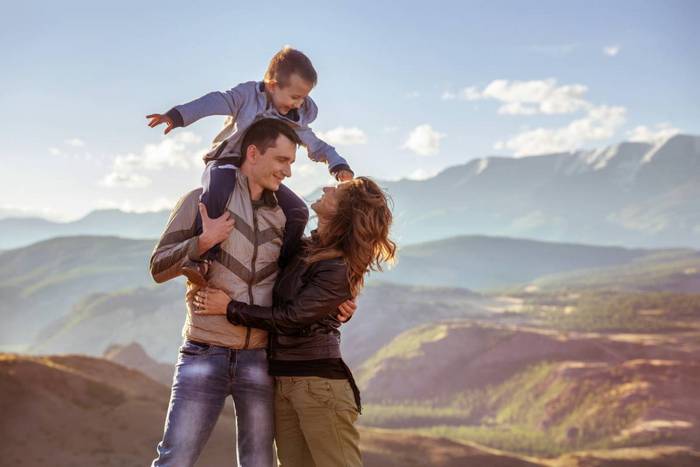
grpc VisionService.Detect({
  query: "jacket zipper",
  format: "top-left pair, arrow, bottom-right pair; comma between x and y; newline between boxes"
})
243,207 -> 259,349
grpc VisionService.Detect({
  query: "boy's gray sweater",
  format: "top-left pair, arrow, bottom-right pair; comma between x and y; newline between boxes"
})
166,81 -> 351,175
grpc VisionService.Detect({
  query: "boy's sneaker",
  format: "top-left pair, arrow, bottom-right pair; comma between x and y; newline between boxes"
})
181,259 -> 208,287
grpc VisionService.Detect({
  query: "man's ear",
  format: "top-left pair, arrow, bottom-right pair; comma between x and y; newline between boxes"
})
246,144 -> 259,164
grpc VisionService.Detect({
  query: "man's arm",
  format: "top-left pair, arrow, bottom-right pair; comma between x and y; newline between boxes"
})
149,190 -> 201,283
226,260 -> 351,335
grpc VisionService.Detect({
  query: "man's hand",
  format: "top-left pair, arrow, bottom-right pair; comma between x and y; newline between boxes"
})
336,170 -> 354,182
146,113 -> 176,135
337,298 -> 357,323
197,203 -> 235,255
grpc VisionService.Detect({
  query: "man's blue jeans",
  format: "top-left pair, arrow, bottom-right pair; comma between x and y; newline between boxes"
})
151,340 -> 274,467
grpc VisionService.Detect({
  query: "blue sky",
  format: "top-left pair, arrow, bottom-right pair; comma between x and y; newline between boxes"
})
1,0 -> 698,220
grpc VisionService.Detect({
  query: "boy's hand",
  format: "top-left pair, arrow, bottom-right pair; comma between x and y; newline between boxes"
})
197,203 -> 235,255
336,170 -> 354,182
146,114 -> 176,135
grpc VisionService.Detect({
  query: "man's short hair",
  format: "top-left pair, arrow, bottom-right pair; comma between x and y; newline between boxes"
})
237,118 -> 302,166
264,46 -> 318,88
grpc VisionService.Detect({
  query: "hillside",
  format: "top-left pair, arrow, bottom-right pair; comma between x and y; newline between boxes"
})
0,353 -> 543,467
0,353 -> 235,466
3,352 -> 697,466
358,321 -> 700,457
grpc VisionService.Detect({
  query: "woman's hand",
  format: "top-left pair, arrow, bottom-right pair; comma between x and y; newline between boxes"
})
193,287 -> 231,315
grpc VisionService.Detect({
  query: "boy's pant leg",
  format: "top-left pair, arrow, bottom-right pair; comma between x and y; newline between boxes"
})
274,377 -> 315,467
197,160 -> 238,259
286,376 -> 362,467
151,341 -> 230,467
230,349 -> 275,467
275,183 -> 309,266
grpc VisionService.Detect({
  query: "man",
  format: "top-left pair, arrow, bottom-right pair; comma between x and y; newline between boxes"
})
148,118 -> 354,467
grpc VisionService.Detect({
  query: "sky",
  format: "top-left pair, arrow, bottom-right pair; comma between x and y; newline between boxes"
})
1,0 -> 698,221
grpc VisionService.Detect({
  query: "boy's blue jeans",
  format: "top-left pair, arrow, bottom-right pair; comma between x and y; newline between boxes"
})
151,340 -> 274,467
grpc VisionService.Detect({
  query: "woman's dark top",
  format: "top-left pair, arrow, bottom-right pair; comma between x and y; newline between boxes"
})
226,241 -> 361,411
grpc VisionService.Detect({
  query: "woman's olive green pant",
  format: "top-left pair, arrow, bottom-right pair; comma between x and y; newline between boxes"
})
274,376 -> 362,467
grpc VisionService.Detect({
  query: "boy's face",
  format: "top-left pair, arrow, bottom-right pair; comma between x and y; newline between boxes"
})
267,73 -> 313,115
249,134 -> 297,191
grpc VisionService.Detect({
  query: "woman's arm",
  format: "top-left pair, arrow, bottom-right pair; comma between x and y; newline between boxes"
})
230,260 -> 351,335
194,260 -> 351,334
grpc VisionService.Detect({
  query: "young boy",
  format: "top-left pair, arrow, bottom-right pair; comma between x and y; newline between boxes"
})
147,47 -> 353,286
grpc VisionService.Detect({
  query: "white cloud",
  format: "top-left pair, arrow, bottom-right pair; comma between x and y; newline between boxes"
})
603,45 -> 621,57
100,172 -> 152,188
94,196 -> 175,213
446,79 -> 590,115
402,124 -> 446,156
460,86 -> 482,101
316,127 -> 368,146
383,125 -> 399,133
49,147 -> 61,156
441,91 -> 456,101
65,138 -> 86,147
495,105 -> 627,156
404,91 -> 421,99
626,123 -> 680,143
406,167 -> 440,180
101,131 -> 204,189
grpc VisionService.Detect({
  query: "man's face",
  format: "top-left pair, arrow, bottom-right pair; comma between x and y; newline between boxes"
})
267,73 -> 313,115
250,134 -> 296,191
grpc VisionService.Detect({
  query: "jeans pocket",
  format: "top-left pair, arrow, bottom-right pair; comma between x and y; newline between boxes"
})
179,340 -> 212,356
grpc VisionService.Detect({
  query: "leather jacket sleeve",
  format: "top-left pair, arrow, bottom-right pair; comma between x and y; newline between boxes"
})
226,259 -> 351,335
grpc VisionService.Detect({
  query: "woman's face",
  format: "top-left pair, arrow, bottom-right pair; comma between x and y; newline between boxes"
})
311,182 -> 349,220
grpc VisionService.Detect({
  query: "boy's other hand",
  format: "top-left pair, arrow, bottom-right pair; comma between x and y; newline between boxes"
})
337,298 -> 357,322
146,114 -> 175,134
197,203 -> 235,254
336,170 -> 354,182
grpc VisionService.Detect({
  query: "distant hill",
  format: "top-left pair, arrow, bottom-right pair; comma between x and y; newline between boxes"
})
383,235 -> 694,290
4,235 -> 698,357
0,236 -> 156,350
103,342 -> 174,386
30,279 -> 492,367
376,134 -> 700,248
522,250 -> 700,293
3,134 -> 700,250
0,209 -> 170,249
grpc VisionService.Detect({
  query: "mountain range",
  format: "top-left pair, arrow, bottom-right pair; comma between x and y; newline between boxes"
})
1,134 -> 698,250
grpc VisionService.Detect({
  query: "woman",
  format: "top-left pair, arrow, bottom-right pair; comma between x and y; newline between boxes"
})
194,176 -> 396,467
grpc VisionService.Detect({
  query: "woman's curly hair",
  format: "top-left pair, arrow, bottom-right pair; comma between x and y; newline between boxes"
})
306,177 -> 397,296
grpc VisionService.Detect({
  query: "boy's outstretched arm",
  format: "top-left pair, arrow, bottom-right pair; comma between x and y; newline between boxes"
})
146,82 -> 250,131
296,126 -> 354,181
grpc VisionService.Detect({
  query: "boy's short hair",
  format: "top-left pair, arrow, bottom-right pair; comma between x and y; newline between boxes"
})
264,46 -> 318,88
238,118 -> 302,166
